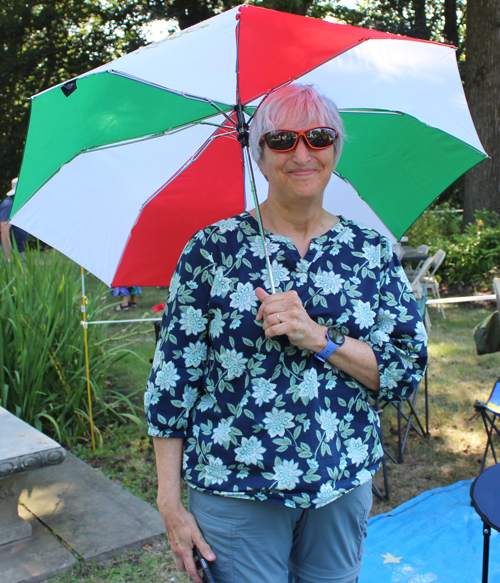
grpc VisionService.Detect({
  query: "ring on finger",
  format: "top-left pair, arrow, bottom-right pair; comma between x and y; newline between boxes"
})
276,313 -> 282,324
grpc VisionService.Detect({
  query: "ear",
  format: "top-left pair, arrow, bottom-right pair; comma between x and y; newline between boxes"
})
257,156 -> 269,182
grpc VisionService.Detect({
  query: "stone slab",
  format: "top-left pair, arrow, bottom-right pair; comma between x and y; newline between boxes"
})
20,452 -> 166,562
0,407 -> 62,460
0,505 -> 76,583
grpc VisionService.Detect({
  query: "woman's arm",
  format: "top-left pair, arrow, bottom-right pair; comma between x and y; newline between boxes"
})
255,287 -> 380,391
154,437 -> 215,583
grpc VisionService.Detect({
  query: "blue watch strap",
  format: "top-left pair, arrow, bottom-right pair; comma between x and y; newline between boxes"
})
314,329 -> 341,362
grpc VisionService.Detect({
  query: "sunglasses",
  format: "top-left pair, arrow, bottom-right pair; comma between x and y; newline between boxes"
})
260,127 -> 338,152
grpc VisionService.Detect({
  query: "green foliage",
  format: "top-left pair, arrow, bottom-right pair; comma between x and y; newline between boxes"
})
434,210 -> 500,288
405,201 -> 462,245
406,207 -> 500,289
0,248 -> 143,445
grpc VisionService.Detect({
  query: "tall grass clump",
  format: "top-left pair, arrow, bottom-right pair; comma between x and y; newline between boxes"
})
0,248 -> 142,445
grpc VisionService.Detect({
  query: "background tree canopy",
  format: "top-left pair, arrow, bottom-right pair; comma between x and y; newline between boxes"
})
1,0 -> 497,226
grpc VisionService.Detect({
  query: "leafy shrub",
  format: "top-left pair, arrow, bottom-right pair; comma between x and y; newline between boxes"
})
434,211 -> 500,288
0,248 -> 142,445
405,202 -> 462,244
406,208 -> 500,289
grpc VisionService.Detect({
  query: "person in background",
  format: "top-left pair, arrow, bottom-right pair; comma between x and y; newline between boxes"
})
110,286 -> 142,311
146,84 -> 428,583
0,178 -> 29,261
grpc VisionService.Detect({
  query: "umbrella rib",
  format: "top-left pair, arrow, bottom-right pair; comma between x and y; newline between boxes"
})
139,129 -> 237,211
108,70 -> 235,111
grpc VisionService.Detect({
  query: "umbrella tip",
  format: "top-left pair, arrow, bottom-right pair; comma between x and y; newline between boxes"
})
61,80 -> 78,97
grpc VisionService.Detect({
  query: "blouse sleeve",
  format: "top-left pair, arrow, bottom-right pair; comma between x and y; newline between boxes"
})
145,232 -> 214,437
364,237 -> 428,403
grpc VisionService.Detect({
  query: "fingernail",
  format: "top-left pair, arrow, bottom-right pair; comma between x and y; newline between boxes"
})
207,552 -> 216,560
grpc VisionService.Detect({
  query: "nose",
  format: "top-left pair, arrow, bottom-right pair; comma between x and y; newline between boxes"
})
292,136 -> 312,163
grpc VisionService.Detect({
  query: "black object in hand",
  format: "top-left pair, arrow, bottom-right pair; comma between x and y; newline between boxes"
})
193,546 -> 216,583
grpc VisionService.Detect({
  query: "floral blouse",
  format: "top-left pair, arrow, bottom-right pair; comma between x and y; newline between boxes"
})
145,212 -> 427,508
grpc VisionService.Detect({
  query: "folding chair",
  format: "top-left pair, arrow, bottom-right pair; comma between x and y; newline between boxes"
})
422,249 -> 446,319
474,378 -> 500,474
407,256 -> 434,330
371,368 -> 430,501
404,244 -> 429,277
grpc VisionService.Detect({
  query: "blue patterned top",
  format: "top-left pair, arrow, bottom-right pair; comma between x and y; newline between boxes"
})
145,212 -> 427,508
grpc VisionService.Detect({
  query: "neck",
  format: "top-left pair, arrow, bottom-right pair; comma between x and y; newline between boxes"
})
251,198 -> 338,258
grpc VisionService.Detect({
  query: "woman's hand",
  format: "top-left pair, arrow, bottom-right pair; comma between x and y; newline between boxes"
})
158,498 -> 215,583
153,437 -> 215,583
255,287 -> 325,353
254,287 -> 380,391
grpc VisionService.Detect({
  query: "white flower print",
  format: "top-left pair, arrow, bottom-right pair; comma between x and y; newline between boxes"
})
347,438 -> 369,467
337,226 -> 355,244
230,282 -> 258,312
353,300 -> 376,329
272,459 -> 303,490
181,386 -> 198,413
212,419 -> 233,445
313,483 -> 341,508
209,309 -> 225,338
167,272 -> 181,302
155,361 -> 180,391
211,268 -> 232,297
314,269 -> 345,295
378,308 -> 397,334
261,260 -> 290,291
356,469 -> 373,483
220,348 -> 248,380
298,369 -> 319,400
152,347 -> 162,371
216,217 -> 239,233
235,436 -> 266,465
179,306 -> 208,335
319,409 -> 340,441
251,378 -> 277,406
249,235 -> 279,259
400,352 -> 416,370
144,381 -> 162,407
197,393 -> 217,411
363,244 -> 381,269
200,456 -> 231,485
415,321 -> 428,343
293,259 -> 310,286
380,363 -> 404,389
182,341 -> 208,368
263,407 -> 295,438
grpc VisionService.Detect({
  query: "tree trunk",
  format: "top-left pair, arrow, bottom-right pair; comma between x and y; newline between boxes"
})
443,0 -> 459,47
463,0 -> 500,226
412,0 -> 429,39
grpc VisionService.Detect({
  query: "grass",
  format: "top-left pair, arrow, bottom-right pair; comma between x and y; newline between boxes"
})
49,294 -> 499,582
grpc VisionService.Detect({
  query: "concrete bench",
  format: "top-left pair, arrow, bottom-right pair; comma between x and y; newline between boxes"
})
0,406 -> 65,546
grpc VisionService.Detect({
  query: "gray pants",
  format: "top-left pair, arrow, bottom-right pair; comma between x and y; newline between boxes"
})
188,480 -> 372,583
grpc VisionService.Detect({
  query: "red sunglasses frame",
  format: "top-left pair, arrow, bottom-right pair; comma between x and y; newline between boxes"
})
259,127 -> 338,153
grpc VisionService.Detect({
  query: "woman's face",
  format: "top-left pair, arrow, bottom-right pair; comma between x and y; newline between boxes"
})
257,119 -> 336,206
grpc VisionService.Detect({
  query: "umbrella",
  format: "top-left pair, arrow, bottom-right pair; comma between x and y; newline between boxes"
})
10,5 -> 486,287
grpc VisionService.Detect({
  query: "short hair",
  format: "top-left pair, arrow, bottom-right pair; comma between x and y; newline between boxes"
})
249,84 -> 345,166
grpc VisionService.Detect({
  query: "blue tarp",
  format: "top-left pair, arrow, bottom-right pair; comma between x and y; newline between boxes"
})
360,480 -> 500,582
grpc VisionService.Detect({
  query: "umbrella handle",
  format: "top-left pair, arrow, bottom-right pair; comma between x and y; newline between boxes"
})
244,147 -> 276,294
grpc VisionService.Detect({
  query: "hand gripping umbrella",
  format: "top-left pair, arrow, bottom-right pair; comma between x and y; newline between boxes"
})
10,5 -> 486,289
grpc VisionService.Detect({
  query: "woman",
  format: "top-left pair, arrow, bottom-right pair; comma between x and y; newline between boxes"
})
145,84 -> 427,583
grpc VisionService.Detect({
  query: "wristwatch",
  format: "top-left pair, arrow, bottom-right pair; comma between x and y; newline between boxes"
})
314,326 -> 345,362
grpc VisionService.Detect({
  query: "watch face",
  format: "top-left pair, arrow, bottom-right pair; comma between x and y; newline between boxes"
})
327,327 -> 345,346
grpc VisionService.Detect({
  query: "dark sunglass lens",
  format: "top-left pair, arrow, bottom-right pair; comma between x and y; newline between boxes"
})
306,128 -> 335,148
265,131 -> 297,150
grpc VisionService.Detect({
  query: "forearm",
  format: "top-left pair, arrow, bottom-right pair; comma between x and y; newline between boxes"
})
310,326 -> 380,392
153,436 -> 185,511
1,223 -> 11,260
